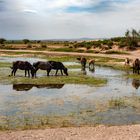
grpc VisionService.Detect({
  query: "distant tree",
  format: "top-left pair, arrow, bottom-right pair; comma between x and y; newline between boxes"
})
125,30 -> 130,38
23,39 -> 30,44
132,29 -> 139,39
41,44 -> 47,48
124,29 -> 140,48
37,40 -> 41,43
0,38 -> 6,44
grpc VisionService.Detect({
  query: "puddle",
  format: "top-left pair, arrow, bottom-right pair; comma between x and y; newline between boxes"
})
0,56 -> 140,128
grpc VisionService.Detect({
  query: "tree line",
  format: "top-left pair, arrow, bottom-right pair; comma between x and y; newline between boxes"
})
0,29 -> 140,50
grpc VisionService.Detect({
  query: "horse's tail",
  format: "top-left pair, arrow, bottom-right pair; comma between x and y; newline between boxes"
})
10,66 -> 13,69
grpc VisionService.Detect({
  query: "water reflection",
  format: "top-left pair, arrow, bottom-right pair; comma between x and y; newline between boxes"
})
81,70 -> 87,75
132,79 -> 140,89
0,65 -> 140,126
89,63 -> 95,72
13,84 -> 64,91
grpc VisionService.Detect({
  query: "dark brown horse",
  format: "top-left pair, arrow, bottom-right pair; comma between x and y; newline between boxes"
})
10,61 -> 35,77
77,57 -> 87,70
48,61 -> 68,76
33,61 -> 52,76
133,58 -> 140,74
33,61 -> 68,76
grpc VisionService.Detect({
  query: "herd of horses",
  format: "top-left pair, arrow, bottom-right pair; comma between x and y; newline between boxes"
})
10,60 -> 68,78
9,57 -> 140,78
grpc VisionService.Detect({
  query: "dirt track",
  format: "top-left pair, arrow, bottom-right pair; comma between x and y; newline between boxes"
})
0,49 -> 140,60
0,125 -> 140,140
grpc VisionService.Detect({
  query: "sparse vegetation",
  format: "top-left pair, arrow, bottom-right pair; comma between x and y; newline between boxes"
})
23,39 -> 30,44
0,29 -> 139,54
108,98 -> 126,109
41,44 -> 47,48
104,50 -> 129,55
0,38 -> 6,44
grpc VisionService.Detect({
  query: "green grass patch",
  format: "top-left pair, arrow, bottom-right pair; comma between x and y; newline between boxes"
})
11,72 -> 107,86
0,62 -> 11,67
125,74 -> 140,79
108,98 -> 126,109
96,62 -> 131,71
66,64 -> 81,69
0,68 -> 107,86
105,50 -> 130,55
48,47 -> 76,52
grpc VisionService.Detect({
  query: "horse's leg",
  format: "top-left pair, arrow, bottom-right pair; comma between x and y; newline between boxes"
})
34,69 -> 38,77
34,70 -> 36,77
14,69 -> 17,76
25,70 -> 27,77
55,69 -> 58,76
11,69 -> 15,76
133,67 -> 134,73
47,69 -> 51,76
61,70 -> 63,75
28,70 -> 30,77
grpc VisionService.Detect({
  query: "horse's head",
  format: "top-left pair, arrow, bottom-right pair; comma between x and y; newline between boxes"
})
63,67 -> 68,76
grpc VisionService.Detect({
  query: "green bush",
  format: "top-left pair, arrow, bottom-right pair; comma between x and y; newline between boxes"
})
41,44 -> 47,48
27,44 -> 32,48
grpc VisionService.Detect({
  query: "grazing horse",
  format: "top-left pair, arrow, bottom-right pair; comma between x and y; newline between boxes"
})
77,57 -> 87,70
33,61 -> 52,76
88,59 -> 95,71
10,61 -> 35,77
33,61 -> 68,76
48,61 -> 68,76
133,58 -> 140,74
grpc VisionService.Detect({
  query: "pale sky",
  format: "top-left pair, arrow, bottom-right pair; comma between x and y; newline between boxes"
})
0,0 -> 140,39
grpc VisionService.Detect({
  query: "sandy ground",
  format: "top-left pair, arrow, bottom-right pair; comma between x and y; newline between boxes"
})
0,125 -> 140,140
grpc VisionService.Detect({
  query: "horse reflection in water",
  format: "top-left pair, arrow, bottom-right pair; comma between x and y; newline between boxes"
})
13,84 -> 64,91
89,59 -> 95,72
132,79 -> 140,90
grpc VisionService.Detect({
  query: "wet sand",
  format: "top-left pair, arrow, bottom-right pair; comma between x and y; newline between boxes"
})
0,125 -> 140,140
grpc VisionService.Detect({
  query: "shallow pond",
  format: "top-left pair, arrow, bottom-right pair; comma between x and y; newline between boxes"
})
0,56 -> 140,128
0,56 -> 79,66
